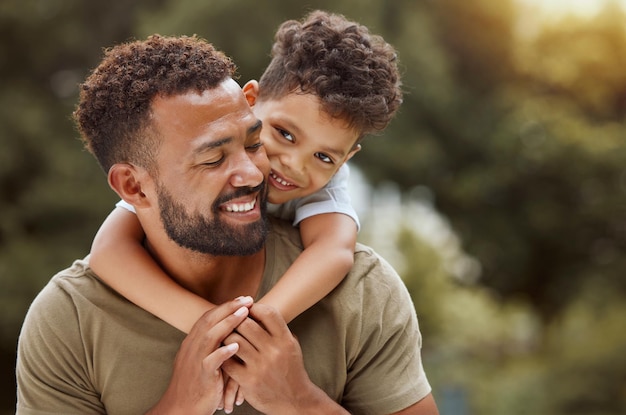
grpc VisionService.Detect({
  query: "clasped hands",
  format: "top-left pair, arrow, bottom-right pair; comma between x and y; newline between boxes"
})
149,296 -> 312,415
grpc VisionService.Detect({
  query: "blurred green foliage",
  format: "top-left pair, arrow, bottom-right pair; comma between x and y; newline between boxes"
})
1,0 -> 624,413
371,211 -> 626,414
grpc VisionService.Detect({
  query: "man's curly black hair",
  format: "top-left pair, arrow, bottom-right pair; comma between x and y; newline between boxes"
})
258,10 -> 402,140
74,34 -> 236,173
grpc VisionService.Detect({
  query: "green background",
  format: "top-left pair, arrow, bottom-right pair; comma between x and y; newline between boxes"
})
1,0 -> 625,413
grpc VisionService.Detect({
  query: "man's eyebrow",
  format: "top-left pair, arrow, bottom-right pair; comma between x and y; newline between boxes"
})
248,119 -> 263,136
193,120 -> 262,154
194,137 -> 232,154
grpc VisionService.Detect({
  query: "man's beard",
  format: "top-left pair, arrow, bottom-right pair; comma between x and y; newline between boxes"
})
157,182 -> 269,256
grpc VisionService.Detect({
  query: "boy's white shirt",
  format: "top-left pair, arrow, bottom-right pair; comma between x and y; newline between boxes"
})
116,163 -> 360,230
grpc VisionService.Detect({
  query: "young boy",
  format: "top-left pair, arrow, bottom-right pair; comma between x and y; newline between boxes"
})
89,10 -> 401,411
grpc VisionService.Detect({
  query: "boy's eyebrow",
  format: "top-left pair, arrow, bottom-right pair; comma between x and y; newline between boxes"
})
282,119 -> 347,160
320,145 -> 347,159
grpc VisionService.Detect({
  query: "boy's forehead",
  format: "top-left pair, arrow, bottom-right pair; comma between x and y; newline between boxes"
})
262,90 -> 333,124
281,90 -> 358,134
259,91 -> 360,155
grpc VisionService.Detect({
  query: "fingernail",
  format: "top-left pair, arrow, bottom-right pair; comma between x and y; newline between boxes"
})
234,306 -> 248,317
237,296 -> 253,305
226,343 -> 239,352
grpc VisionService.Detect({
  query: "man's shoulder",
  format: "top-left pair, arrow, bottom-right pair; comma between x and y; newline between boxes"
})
42,257 -> 112,304
31,258 -> 93,303
268,218 -> 409,305
268,217 -> 396,282
22,258 -> 98,327
23,257 -> 134,337
18,258 -> 99,360
344,242 -> 409,303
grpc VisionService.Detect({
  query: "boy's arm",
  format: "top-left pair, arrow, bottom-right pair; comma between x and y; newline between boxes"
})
258,212 -> 356,323
89,207 -> 215,333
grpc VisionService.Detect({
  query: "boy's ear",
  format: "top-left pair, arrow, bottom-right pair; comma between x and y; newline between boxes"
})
243,80 -> 260,107
107,163 -> 152,209
345,144 -> 362,162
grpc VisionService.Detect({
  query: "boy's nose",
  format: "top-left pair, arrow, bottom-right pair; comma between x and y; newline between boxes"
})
279,152 -> 306,177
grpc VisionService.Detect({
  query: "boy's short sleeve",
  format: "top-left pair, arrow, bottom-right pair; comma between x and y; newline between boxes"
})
116,200 -> 136,213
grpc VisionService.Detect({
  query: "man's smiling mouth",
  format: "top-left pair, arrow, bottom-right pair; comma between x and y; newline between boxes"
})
224,199 -> 257,212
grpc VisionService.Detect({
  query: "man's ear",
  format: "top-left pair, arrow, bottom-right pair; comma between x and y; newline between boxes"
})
107,163 -> 152,208
243,80 -> 260,107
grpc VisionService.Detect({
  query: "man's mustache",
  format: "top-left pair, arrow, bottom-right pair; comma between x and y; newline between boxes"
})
214,181 -> 267,207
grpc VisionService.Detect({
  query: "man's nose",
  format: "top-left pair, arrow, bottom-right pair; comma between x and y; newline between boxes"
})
230,152 -> 265,188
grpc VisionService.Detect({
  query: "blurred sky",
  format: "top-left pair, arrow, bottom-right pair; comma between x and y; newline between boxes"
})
517,0 -> 626,19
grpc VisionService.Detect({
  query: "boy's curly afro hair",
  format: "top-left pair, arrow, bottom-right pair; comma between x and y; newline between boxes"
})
259,10 -> 402,140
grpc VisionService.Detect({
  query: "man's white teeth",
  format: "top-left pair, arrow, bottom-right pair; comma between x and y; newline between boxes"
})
225,199 -> 256,212
271,172 -> 292,186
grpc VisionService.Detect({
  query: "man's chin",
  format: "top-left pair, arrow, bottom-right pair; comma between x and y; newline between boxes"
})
181,217 -> 268,256
227,219 -> 268,256
158,183 -> 269,256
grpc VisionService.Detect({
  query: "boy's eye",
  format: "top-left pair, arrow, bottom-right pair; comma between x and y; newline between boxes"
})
278,128 -> 294,142
315,152 -> 333,164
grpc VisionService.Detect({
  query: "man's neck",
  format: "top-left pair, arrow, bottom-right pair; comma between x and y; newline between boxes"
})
145,237 -> 266,305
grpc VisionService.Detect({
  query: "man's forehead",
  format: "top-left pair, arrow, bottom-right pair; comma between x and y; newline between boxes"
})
151,81 -> 254,134
151,79 -> 244,110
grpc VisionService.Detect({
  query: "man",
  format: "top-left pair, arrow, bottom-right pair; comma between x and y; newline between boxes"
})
16,34 -> 439,414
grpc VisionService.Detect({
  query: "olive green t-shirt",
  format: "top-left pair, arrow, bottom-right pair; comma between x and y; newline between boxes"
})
16,220 -> 431,414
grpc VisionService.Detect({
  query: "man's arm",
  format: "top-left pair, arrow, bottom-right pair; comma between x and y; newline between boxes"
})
17,283 -> 253,415
391,394 -> 439,415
